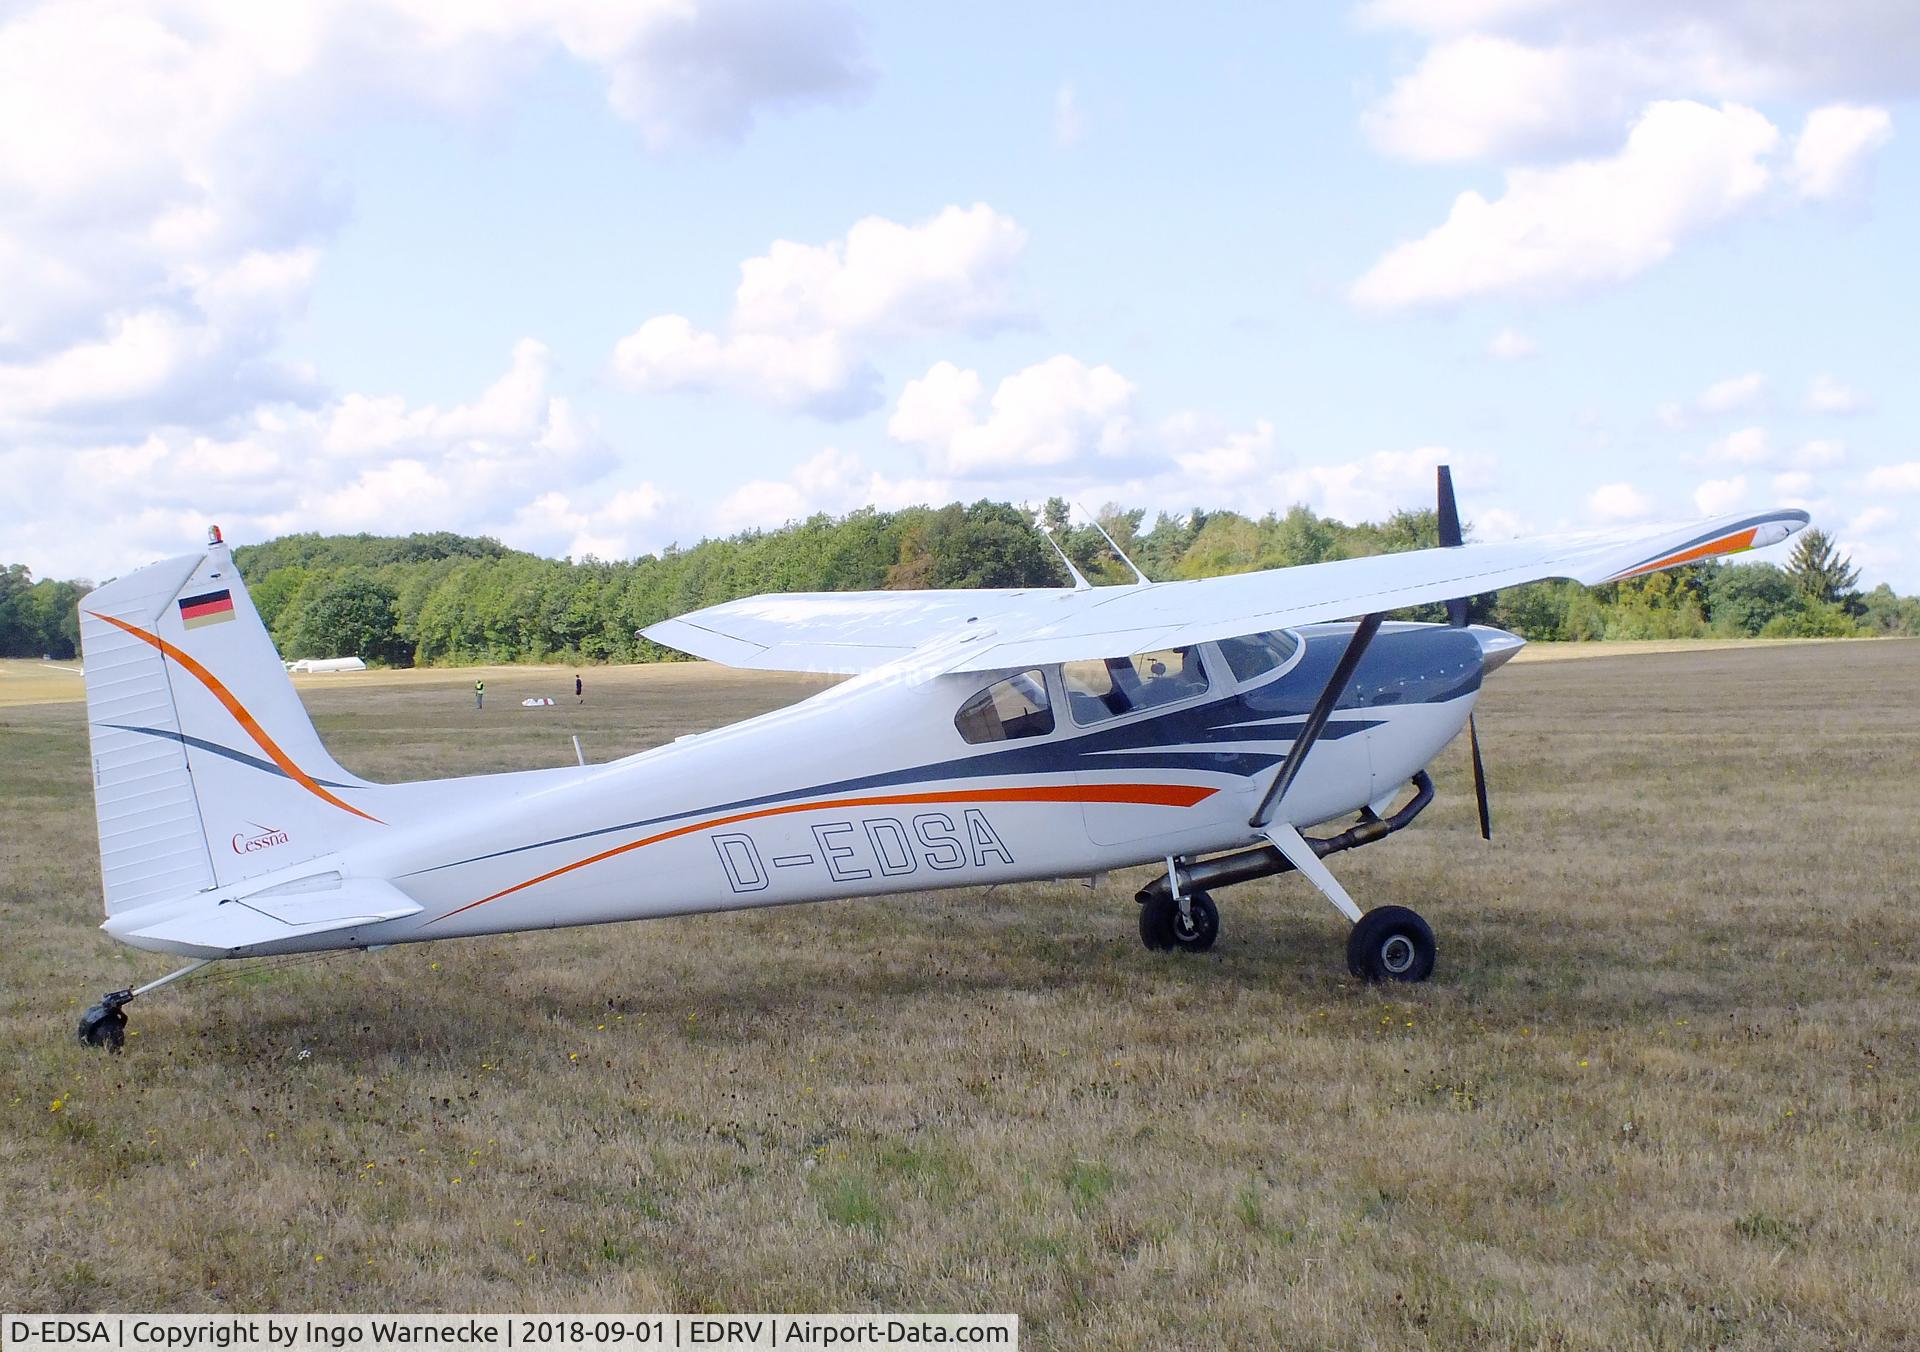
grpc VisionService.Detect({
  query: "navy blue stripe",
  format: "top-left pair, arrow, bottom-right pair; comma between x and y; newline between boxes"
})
107,724 -> 354,789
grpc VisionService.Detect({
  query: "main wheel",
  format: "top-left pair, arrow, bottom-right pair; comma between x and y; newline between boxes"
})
1138,890 -> 1219,953
1346,905 -> 1435,983
1137,891 -> 1174,950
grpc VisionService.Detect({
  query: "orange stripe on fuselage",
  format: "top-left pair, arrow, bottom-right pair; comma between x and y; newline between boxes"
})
427,781 -> 1217,925
1610,526 -> 1760,582
87,610 -> 383,824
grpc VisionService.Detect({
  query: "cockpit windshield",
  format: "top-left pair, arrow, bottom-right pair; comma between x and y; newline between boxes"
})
1062,647 -> 1209,725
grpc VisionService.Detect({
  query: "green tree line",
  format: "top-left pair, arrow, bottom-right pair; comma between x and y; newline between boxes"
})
6,504 -> 1916,666
0,564 -> 87,659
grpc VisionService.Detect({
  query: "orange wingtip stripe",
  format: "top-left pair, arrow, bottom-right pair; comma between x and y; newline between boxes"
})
429,782 -> 1218,924
1610,526 -> 1760,582
86,610 -> 383,824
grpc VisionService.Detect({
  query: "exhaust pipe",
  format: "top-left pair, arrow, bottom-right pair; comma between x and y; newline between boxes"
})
1139,771 -> 1436,904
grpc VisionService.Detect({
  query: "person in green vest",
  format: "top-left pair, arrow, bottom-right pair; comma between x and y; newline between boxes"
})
474,678 -> 485,711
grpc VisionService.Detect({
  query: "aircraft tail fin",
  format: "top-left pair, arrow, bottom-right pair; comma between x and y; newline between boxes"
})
79,530 -> 385,916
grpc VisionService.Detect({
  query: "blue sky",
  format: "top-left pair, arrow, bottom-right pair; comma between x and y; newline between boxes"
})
3,1 -> 1916,587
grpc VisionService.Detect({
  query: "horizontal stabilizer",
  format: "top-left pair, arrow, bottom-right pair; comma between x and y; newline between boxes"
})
102,875 -> 421,958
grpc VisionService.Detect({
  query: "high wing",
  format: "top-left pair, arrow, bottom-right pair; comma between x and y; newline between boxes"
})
642,587 -> 1041,672
642,509 -> 1809,675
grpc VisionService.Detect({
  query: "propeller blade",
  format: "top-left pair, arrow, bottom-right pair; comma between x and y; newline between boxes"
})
1437,465 -> 1469,627
1467,713 -> 1492,841
1436,465 -> 1463,547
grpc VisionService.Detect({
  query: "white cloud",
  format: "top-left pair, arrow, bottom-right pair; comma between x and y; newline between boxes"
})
1174,420 -> 1276,487
513,486 -> 669,563
1696,371 -> 1766,414
1794,439 -> 1847,468
1266,447 -> 1479,526
1805,373 -> 1869,415
1704,426 -> 1771,465
0,0 -> 871,439
1487,328 -> 1538,360
712,448 -> 864,533
730,205 -> 1028,339
1771,471 -> 1815,498
889,355 -> 1136,476
888,362 -> 985,448
1693,475 -> 1748,516
708,447 -> 954,535
1356,0 -> 1554,33
3,342 -> 648,579
1362,36 -> 1599,164
1588,481 -> 1653,521
1053,82 -> 1086,148
1351,101 -> 1779,309
1472,505 -> 1528,539
610,317 -> 870,419
1865,463 -> 1920,494
1790,105 -> 1894,199
610,205 -> 1028,418
1847,506 -> 1896,535
1358,3 -> 1919,166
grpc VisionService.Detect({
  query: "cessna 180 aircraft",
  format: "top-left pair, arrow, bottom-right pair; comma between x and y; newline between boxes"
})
73,470 -> 1807,1048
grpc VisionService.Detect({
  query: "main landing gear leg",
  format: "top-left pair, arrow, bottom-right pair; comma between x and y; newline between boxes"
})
1262,822 -> 1435,983
77,960 -> 210,1051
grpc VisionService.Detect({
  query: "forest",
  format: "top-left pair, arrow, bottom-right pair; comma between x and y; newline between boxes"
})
4,500 -> 1916,664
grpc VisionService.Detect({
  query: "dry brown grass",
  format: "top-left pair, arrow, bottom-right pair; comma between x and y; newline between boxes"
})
0,659 -> 88,708
2,642 -> 1917,1349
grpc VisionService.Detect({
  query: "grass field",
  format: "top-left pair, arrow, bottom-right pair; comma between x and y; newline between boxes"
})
2,642 -> 1917,1348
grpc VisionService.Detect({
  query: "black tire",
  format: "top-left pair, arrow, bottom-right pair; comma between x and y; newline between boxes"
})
77,1006 -> 127,1051
1346,905 -> 1435,983
1170,890 -> 1219,953
1137,892 -> 1175,951
1138,890 -> 1218,953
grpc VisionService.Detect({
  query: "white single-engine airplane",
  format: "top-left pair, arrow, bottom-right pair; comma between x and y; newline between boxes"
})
73,471 -> 1807,1048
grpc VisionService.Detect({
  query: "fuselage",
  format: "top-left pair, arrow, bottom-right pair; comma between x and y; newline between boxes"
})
106,621 -> 1509,958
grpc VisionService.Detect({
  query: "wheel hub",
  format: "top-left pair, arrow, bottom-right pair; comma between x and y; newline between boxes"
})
1379,934 -> 1415,975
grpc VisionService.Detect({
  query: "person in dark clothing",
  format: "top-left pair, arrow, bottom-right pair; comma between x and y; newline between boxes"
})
574,673 -> 583,703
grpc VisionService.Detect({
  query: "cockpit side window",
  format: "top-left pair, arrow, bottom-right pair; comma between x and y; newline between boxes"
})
1216,629 -> 1301,684
954,670 -> 1055,744
1062,647 -> 1210,725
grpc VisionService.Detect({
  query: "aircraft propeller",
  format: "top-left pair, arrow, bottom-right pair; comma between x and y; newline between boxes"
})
1437,465 -> 1493,841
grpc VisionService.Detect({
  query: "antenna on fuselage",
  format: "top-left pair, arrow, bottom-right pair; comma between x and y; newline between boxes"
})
1074,503 -> 1152,585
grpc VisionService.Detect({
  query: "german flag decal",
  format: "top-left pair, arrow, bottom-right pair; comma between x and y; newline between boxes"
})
178,589 -> 235,629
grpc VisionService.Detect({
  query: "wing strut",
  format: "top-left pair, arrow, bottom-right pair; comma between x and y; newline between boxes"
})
1036,521 -> 1092,590
1249,612 -> 1384,829
1075,503 -> 1151,584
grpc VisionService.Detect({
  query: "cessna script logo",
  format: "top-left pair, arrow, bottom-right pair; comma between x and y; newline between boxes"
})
231,822 -> 289,855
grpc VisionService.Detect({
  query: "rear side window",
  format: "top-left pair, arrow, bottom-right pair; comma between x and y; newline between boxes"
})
1216,630 -> 1300,683
955,670 -> 1055,744
1062,647 -> 1210,725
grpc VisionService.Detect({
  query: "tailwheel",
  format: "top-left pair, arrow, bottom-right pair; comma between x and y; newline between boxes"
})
77,990 -> 131,1051
1347,905 -> 1435,983
1138,889 -> 1219,954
